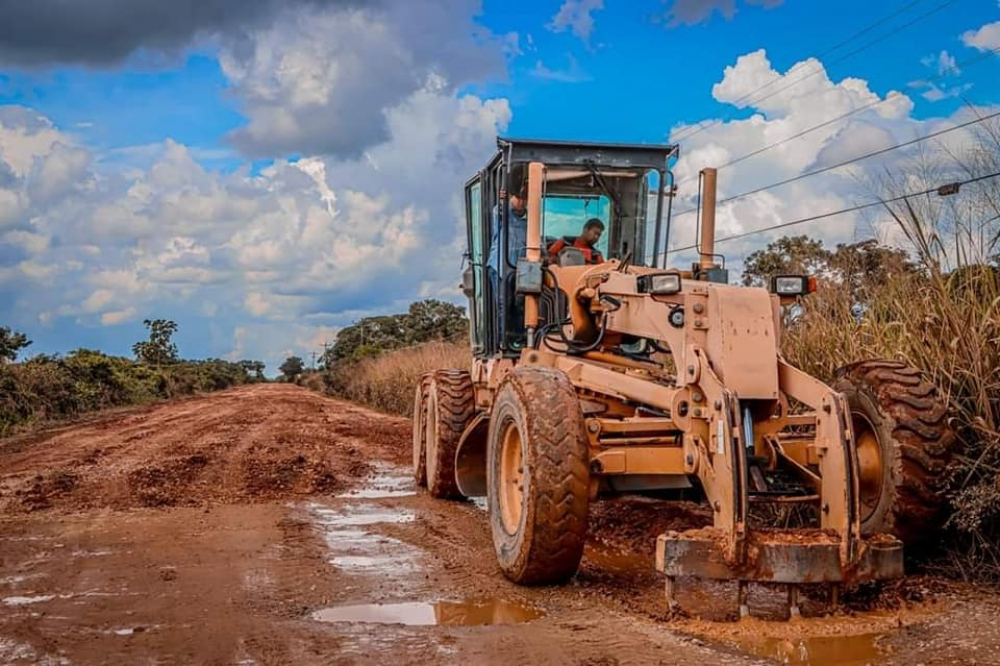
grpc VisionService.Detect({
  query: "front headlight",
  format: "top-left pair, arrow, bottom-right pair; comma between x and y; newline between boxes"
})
639,272 -> 682,295
769,275 -> 817,296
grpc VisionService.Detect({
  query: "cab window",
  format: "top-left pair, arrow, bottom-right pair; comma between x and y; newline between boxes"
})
541,194 -> 611,257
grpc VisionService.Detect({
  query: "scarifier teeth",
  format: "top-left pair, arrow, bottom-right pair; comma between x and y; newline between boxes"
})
665,576 -> 679,612
738,581 -> 749,619
787,585 -> 801,619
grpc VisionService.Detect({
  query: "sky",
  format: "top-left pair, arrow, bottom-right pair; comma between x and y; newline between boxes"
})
0,0 -> 998,373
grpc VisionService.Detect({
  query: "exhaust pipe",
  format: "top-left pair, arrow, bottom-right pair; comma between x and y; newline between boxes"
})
699,167 -> 717,272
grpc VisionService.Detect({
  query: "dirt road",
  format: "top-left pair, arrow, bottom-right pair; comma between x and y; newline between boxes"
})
1,384 -> 998,665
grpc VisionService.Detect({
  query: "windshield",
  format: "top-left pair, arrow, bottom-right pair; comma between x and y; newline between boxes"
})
541,194 -> 611,257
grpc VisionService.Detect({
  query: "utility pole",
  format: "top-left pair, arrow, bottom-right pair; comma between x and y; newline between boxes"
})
310,350 -> 317,370
321,341 -> 331,370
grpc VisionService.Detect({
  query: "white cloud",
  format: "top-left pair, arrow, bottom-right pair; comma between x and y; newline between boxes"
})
81,289 -> 115,313
666,48 -> 990,272
2,229 -> 50,255
1,84 -> 508,368
911,49 -> 969,102
219,0 -> 512,158
921,50 -> 959,77
547,0 -> 604,43
532,55 -> 591,83
100,307 -> 135,326
962,20 -> 1000,51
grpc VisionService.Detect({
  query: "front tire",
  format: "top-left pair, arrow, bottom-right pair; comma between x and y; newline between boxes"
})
833,360 -> 956,545
487,367 -> 590,584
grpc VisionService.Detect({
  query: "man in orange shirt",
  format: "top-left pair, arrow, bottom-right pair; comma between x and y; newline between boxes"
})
547,218 -> 605,265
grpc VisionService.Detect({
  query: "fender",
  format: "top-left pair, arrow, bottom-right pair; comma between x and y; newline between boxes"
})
454,412 -> 490,497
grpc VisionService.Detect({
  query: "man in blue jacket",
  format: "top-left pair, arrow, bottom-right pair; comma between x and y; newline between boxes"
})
487,185 -> 528,347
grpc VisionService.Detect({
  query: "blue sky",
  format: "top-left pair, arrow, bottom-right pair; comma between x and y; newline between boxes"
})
0,0 -> 998,372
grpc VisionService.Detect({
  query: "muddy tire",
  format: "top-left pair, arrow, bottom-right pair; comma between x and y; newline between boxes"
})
833,360 -> 956,545
425,369 -> 476,499
412,374 -> 432,487
487,367 -> 590,584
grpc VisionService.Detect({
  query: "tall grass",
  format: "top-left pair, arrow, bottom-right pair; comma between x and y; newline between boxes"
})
784,196 -> 1000,577
323,341 -> 470,416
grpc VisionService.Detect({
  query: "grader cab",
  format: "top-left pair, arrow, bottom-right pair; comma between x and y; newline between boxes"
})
412,137 -> 954,617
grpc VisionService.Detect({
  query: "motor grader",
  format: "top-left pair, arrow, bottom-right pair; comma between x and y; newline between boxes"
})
412,137 -> 954,618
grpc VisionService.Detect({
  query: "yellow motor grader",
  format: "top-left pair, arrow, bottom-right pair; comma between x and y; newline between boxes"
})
412,138 -> 954,617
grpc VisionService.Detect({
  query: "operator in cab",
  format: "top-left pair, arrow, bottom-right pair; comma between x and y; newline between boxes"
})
547,218 -> 605,265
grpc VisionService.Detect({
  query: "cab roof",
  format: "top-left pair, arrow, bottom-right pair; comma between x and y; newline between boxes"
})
496,136 -> 678,172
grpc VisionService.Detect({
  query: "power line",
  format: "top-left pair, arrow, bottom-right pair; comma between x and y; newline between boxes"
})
675,45 -> 1000,190
672,0 -> 953,146
667,170 -> 1000,254
669,108 -> 1000,219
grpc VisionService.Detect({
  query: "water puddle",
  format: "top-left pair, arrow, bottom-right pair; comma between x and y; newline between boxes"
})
308,503 -> 415,527
2,589 -> 137,607
0,574 -> 46,586
336,464 -> 415,499
2,595 -> 55,606
305,502 -> 423,577
729,631 -> 887,665
311,599 -> 545,627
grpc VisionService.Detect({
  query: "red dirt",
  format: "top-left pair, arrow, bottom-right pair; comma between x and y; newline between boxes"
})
0,384 -> 997,665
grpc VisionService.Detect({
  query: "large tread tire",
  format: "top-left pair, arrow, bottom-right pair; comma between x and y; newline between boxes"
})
425,369 -> 476,499
411,374 -> 432,487
487,367 -> 590,584
833,359 -> 956,545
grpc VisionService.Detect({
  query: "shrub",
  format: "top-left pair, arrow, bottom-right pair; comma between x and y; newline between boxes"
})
0,351 -> 256,436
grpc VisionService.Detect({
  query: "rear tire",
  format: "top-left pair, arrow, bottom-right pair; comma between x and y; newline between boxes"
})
425,370 -> 475,499
487,367 -> 590,584
412,374 -> 432,487
833,360 -> 956,545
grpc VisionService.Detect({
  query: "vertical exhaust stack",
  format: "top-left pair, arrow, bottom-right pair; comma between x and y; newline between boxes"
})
699,167 -> 718,272
523,161 -> 545,341
697,167 -> 728,283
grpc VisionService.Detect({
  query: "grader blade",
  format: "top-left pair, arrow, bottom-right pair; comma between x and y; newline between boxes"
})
655,528 -> 904,619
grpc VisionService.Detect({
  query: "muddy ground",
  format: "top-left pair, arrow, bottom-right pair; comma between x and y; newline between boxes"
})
1,384 -> 998,665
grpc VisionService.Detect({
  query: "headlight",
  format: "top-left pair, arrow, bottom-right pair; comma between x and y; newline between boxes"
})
770,275 -> 817,296
639,273 -> 682,295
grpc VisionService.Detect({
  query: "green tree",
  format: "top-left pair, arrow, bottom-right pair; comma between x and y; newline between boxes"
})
0,326 -> 31,362
742,236 -> 831,287
404,299 -> 468,344
279,356 -> 304,381
132,319 -> 179,365
741,236 -> 920,304
238,359 -> 267,382
325,299 -> 469,364
828,239 -> 921,302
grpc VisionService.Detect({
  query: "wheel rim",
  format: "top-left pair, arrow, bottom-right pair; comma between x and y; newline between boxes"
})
852,411 -> 884,520
425,390 -> 439,483
498,417 -> 525,535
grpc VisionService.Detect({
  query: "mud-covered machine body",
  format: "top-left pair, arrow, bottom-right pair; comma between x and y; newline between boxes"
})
413,138 -> 954,616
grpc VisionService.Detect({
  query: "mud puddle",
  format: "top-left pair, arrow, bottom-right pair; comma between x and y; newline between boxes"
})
336,464 -> 415,499
311,599 -> 545,627
729,630 -> 886,665
307,501 -> 423,574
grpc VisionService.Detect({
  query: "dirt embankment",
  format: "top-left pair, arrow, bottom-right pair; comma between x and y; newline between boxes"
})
0,385 -> 408,513
0,384 -> 998,666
